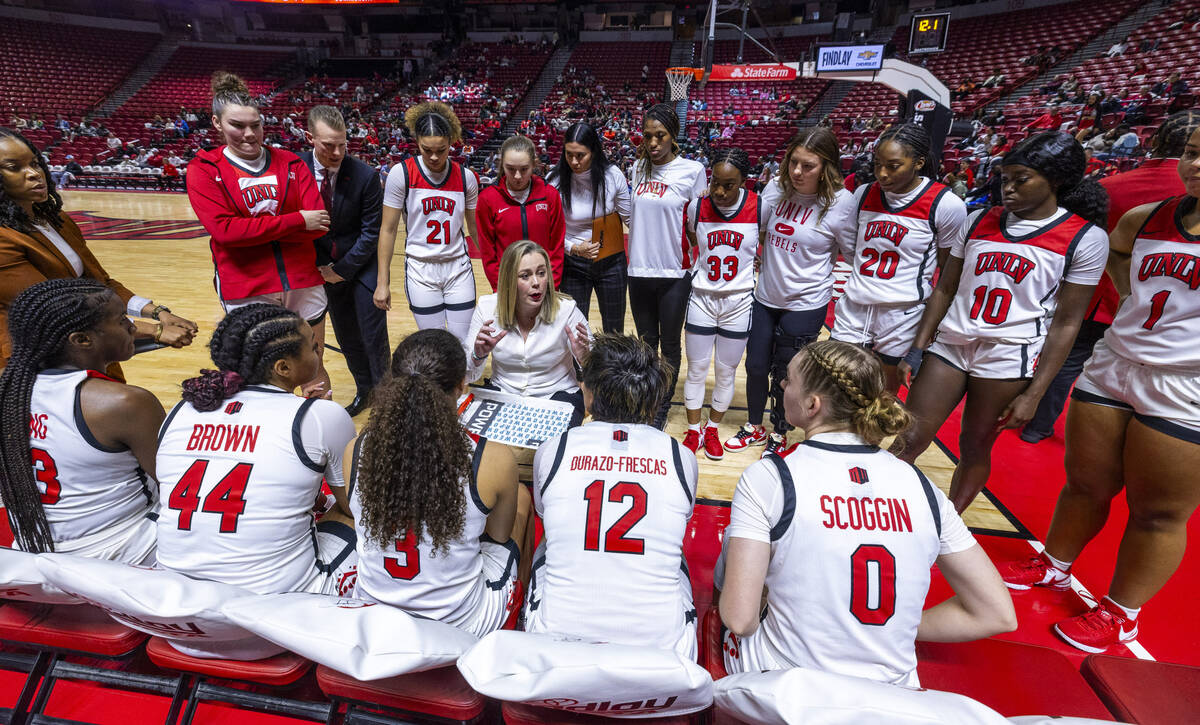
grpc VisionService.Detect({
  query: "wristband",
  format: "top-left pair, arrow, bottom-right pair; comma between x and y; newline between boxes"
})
154,323 -> 164,343
150,304 -> 171,320
908,345 -> 926,358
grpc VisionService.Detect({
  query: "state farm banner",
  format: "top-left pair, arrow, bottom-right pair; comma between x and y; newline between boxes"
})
706,63 -> 799,82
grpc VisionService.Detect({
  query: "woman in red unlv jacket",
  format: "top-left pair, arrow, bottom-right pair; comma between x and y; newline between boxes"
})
475,135 -> 565,291
187,72 -> 333,397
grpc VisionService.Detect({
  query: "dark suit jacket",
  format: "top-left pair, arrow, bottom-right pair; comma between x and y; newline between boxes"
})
300,151 -> 383,289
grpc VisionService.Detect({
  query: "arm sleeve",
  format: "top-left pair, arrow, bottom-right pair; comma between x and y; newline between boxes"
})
331,166 -> 384,281
475,192 -> 501,290
934,486 -> 977,555
953,210 -> 986,257
463,304 -> 488,382
725,460 -> 783,544
934,191 -> 969,250
186,163 -> 310,248
611,166 -> 632,226
1064,226 -> 1110,285
382,164 -> 407,209
465,169 -> 480,210
300,400 -> 358,487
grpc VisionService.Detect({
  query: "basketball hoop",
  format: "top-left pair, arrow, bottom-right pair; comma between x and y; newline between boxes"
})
665,67 -> 701,101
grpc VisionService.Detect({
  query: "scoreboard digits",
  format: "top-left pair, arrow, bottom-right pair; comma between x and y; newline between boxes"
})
909,11 -> 950,55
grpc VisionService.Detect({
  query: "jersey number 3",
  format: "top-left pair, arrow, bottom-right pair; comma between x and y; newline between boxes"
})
850,544 -> 897,625
583,480 -> 647,554
31,447 -> 61,505
168,460 -> 251,533
384,531 -> 421,580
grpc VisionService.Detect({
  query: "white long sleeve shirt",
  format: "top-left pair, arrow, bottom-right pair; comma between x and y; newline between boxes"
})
466,294 -> 590,397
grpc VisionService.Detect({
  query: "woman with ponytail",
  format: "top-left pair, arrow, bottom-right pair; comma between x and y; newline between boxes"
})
718,340 -> 1015,685
832,123 -> 969,392
349,329 -> 528,635
893,131 -> 1111,513
187,71 -> 332,397
376,102 -> 480,343
0,278 -> 164,562
156,303 -> 358,606
627,104 -> 708,428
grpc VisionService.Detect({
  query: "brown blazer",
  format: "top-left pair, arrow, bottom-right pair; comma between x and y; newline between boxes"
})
0,211 -> 135,371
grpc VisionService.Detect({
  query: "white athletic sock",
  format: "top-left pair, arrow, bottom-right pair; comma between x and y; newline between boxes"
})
705,420 -> 719,430
688,422 -> 701,432
1044,551 -> 1073,572
1104,596 -> 1140,621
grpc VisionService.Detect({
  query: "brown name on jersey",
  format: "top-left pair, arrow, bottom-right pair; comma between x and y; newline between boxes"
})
185,424 -> 260,453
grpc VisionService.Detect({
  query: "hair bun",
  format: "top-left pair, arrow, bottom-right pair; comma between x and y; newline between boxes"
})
211,71 -> 249,95
182,369 -> 245,412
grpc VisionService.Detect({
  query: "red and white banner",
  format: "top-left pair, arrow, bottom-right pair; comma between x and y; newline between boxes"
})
706,63 -> 799,82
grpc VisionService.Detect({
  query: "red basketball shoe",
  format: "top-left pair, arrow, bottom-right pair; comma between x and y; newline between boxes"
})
1054,599 -> 1138,653
702,426 -> 724,460
682,429 -> 701,453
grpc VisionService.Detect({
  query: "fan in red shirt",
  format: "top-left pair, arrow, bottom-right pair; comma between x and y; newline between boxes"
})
475,135 -> 565,290
186,71 -> 334,398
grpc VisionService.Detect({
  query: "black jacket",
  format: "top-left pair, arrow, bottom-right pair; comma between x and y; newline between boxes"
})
300,151 -> 384,288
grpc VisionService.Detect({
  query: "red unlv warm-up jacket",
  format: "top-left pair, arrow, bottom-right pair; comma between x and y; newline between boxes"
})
475,175 -> 565,290
187,146 -> 326,300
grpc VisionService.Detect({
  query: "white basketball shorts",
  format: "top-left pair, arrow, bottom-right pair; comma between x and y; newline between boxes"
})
404,256 -> 477,315
222,285 -> 329,325
684,290 -> 754,339
926,336 -> 1044,380
832,298 -> 924,364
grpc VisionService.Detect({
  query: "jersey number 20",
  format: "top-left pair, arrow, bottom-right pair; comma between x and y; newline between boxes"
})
168,460 -> 251,533
583,480 -> 647,554
850,544 -> 897,625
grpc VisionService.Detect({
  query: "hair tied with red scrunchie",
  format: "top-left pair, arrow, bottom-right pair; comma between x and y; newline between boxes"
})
181,369 -> 246,412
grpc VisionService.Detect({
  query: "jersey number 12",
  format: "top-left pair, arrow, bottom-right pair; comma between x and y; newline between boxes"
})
583,480 -> 647,554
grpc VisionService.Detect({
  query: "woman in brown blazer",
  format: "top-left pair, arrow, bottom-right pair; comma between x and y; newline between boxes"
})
0,129 -> 196,371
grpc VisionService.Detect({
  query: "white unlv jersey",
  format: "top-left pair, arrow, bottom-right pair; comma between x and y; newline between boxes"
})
351,434 -> 513,622
728,435 -> 973,686
398,157 -> 471,262
756,186 -> 857,310
844,179 -> 965,306
155,386 -> 353,595
1106,196 -> 1200,370
26,369 -> 155,545
938,208 -> 1106,345
531,421 -> 698,651
687,191 -> 761,295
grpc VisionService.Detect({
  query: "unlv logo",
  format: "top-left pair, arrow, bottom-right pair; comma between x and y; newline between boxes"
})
863,220 -> 909,246
975,251 -> 1035,283
422,196 -> 456,215
612,429 -> 628,442
706,229 -> 744,251
848,467 -> 869,484
224,402 -> 243,415
1138,251 -> 1200,289
635,181 -> 669,198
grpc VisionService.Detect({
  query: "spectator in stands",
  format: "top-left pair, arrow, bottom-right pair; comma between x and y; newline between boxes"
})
1026,105 -> 1064,132
1107,36 -> 1129,57
944,171 -> 968,199
52,156 -> 82,189
1075,94 -> 1105,140
476,135 -> 565,291
1059,75 -> 1082,103
1153,72 -> 1189,99
105,133 -> 123,155
0,128 -> 196,370
186,71 -> 333,398
1106,126 -> 1141,158
548,122 -> 631,334
981,68 -> 1006,89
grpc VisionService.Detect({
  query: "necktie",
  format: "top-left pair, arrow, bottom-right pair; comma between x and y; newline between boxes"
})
320,169 -> 333,210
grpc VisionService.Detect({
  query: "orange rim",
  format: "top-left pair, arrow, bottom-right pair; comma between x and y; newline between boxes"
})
666,67 -> 703,81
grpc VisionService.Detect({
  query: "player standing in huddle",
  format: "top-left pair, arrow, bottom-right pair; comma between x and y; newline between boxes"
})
527,334 -> 699,658
726,128 -> 857,457
1000,123 -> 1200,653
627,104 -> 708,428
375,102 -> 479,343
894,132 -> 1110,513
156,304 -> 357,605
832,124 -> 968,392
0,279 -> 163,563
349,329 -> 529,636
681,148 -> 760,460
187,72 -> 333,397
719,340 -> 1015,685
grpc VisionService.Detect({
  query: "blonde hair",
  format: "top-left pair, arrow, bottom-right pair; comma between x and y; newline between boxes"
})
499,134 -> 536,166
495,241 -> 563,329
211,71 -> 256,120
793,340 -> 913,446
404,101 -> 462,144
307,104 -> 345,133
776,127 -> 844,220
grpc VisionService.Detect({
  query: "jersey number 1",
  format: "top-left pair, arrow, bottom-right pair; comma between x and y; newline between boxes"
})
1142,290 -> 1170,330
583,480 -> 647,554
850,544 -> 897,625
168,460 -> 252,533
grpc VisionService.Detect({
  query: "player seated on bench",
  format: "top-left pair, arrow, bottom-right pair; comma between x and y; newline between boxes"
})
527,333 -> 700,659
347,328 -> 530,635
155,303 -> 359,596
718,340 -> 1016,686
466,240 -> 592,427
0,278 -> 164,564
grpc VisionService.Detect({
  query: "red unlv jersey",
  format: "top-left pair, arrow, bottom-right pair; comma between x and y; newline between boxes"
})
687,191 -> 761,295
400,157 -> 471,262
1106,196 -> 1200,370
938,208 -> 1108,345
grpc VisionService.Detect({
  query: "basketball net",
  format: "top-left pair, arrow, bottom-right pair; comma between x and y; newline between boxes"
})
665,68 -> 698,101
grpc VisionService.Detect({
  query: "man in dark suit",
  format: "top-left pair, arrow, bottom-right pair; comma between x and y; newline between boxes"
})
302,105 -> 387,417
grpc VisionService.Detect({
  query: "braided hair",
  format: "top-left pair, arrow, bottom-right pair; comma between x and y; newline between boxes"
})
710,147 -> 752,178
793,340 -> 914,447
181,304 -> 303,412
1002,131 -> 1110,227
0,128 -> 63,233
404,101 -> 463,144
1150,109 -> 1200,158
875,123 -> 933,179
581,333 -> 674,425
0,278 -> 116,552
636,103 -> 681,180
356,329 -> 469,553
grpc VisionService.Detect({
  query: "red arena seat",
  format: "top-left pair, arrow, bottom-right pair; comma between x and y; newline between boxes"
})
316,664 -> 487,724
916,639 -> 1112,719
502,701 -> 699,724
1081,654 -> 1200,724
0,601 -> 145,658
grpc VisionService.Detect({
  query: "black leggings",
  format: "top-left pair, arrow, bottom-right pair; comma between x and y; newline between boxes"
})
745,299 -> 827,433
561,252 -> 628,334
628,275 -> 692,419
